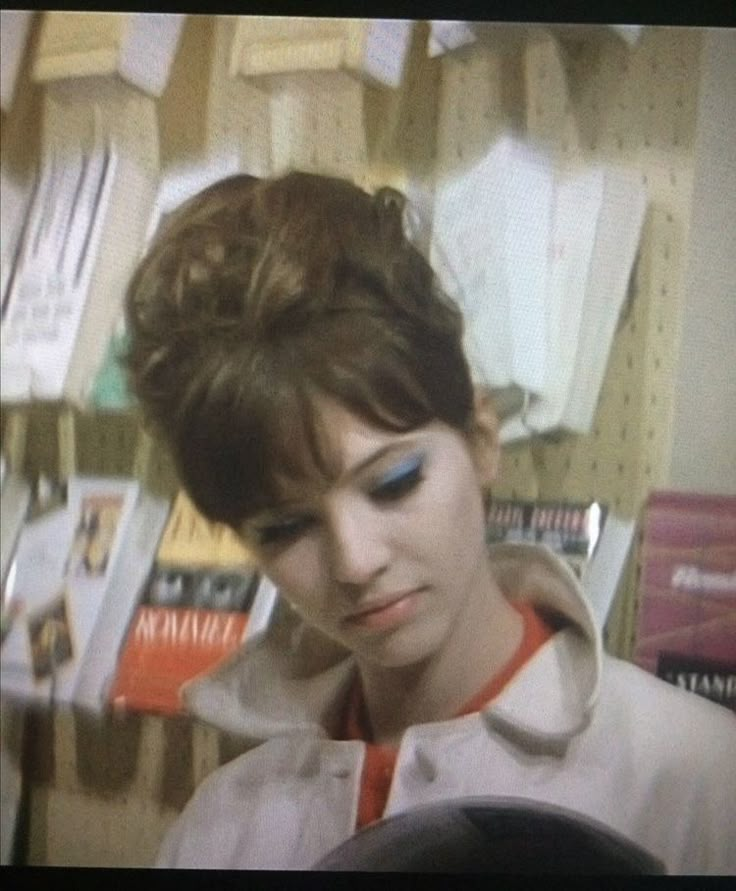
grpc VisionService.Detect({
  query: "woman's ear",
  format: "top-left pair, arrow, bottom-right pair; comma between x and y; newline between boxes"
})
469,386 -> 501,489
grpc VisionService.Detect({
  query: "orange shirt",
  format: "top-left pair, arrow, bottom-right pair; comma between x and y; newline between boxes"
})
340,602 -> 555,829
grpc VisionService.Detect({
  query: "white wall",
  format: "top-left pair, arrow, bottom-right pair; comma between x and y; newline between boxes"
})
668,29 -> 736,495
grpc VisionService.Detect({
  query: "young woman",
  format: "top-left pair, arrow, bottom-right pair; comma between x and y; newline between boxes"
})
125,172 -> 735,873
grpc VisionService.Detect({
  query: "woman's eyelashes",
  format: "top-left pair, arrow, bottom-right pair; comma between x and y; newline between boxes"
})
369,452 -> 426,502
254,513 -> 316,546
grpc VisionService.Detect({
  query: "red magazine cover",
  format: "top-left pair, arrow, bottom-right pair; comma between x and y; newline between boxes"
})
109,567 -> 256,716
632,491 -> 736,712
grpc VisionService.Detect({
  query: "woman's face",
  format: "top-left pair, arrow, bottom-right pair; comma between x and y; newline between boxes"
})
240,396 -> 498,669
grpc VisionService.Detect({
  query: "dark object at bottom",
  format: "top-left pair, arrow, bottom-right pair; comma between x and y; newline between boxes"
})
314,796 -> 666,874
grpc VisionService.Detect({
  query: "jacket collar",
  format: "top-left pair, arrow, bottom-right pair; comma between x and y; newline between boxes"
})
183,543 -> 602,747
482,543 -> 602,743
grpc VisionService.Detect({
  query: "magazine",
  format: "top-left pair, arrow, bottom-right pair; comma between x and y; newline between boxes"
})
632,491 -> 736,711
487,498 -> 607,579
0,476 -> 140,706
109,490 -> 278,715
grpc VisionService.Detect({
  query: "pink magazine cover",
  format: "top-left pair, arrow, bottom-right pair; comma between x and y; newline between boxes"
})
632,491 -> 736,711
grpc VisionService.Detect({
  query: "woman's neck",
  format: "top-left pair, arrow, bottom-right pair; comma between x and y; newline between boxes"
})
356,561 -> 524,747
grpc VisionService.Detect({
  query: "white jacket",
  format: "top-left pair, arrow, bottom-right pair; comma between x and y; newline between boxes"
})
157,544 -> 736,873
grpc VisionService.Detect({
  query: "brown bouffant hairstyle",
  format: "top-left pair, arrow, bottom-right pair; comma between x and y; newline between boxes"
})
125,171 -> 474,528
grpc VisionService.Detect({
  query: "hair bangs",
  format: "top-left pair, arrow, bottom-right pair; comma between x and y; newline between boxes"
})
172,345 -> 340,527
301,310 -> 446,432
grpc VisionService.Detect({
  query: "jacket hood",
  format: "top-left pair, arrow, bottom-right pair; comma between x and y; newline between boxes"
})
183,543 -> 602,746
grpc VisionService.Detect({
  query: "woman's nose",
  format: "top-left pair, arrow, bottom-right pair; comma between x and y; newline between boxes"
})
327,500 -> 389,587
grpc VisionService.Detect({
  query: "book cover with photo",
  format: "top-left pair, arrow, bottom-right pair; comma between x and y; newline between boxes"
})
0,475 -> 140,706
73,489 -> 172,712
109,491 -> 278,716
632,491 -> 736,712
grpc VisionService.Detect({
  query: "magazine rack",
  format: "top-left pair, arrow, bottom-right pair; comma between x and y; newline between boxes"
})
1,15 -> 734,867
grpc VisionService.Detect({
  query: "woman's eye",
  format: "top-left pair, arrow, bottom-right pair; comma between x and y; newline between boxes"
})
371,454 -> 425,502
254,515 -> 315,546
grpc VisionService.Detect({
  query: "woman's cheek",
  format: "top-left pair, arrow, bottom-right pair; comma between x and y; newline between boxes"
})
264,538 -> 323,602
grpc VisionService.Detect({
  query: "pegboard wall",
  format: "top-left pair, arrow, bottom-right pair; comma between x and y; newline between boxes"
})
0,16 -> 724,867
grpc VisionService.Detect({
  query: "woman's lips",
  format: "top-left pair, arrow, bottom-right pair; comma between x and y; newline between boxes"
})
344,589 -> 423,631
